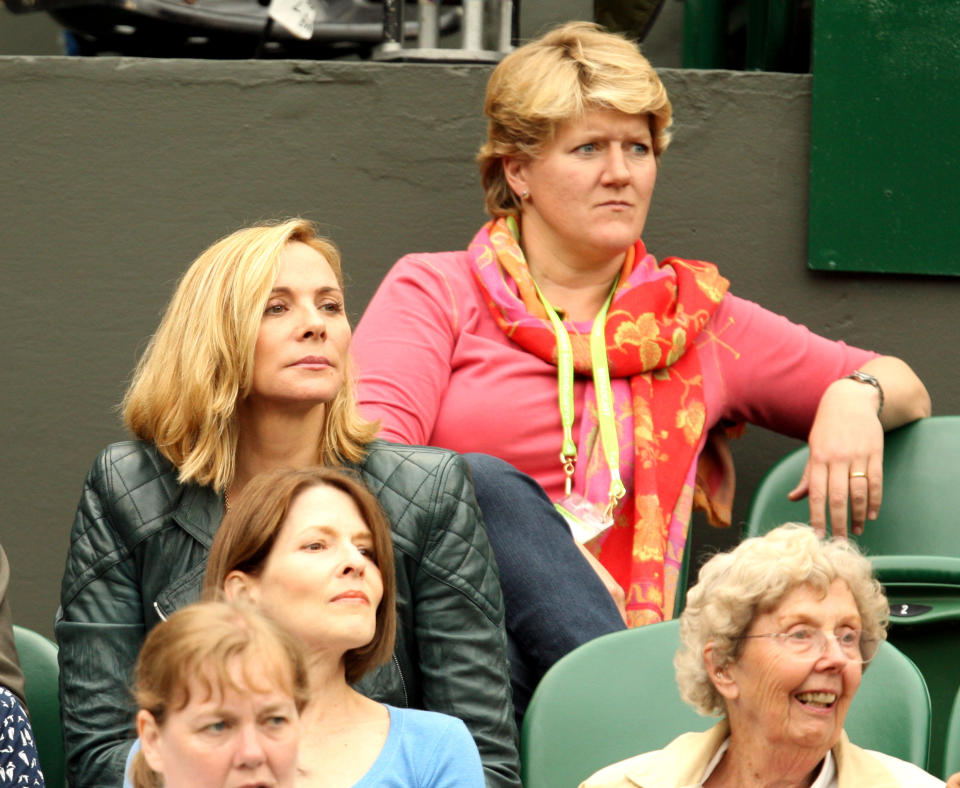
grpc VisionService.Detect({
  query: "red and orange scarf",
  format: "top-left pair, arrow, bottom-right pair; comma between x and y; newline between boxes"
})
469,218 -> 731,625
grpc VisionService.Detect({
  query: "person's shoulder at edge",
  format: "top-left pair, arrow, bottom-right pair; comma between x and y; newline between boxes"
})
371,249 -> 477,300
392,249 -> 471,264
82,439 -> 179,496
62,439 -> 200,604
354,440 -> 504,617
357,438 -> 468,482
576,747 -> 670,788
385,703 -> 474,737
355,438 -> 479,549
70,440 -> 186,540
578,735 -> 947,788
701,286 -> 879,357
578,725 -> 728,788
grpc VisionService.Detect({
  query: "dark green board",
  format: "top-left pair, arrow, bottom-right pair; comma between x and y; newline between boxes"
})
809,0 -> 960,275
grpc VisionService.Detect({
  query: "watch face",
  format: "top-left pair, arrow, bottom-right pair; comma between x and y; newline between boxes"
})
846,371 -> 883,415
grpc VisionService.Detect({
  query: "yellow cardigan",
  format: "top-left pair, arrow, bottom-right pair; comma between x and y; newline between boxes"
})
579,721 -> 915,788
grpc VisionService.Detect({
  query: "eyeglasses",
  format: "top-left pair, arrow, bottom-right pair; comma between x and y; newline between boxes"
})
736,626 -> 876,664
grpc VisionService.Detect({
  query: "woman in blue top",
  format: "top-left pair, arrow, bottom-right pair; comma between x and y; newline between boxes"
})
203,466 -> 485,788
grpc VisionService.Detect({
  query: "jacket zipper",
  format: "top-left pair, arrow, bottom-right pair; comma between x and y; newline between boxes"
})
153,600 -> 169,622
392,654 -> 408,707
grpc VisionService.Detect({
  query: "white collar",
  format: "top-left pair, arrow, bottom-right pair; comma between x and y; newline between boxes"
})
694,739 -> 837,788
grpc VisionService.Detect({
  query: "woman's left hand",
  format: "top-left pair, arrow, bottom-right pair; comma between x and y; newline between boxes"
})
788,356 -> 931,539
788,376 -> 884,538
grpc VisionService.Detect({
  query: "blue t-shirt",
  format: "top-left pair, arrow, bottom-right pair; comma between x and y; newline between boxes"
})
124,704 -> 483,788
354,705 -> 484,787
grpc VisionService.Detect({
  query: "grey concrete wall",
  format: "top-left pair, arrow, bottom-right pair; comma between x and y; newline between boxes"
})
0,13 -> 64,55
1,58 -> 956,637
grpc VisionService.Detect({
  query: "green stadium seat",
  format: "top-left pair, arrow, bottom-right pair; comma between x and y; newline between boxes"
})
14,625 -> 65,788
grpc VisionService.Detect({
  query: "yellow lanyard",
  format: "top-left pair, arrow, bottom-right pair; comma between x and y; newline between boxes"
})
534,279 -> 627,519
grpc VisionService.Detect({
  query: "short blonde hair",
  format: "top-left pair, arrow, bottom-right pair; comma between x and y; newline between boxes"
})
203,466 -> 397,685
131,601 -> 309,788
675,524 -> 889,717
478,21 -> 673,217
122,219 -> 378,491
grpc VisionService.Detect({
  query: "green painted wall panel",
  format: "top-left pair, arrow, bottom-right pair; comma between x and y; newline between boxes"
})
809,0 -> 960,275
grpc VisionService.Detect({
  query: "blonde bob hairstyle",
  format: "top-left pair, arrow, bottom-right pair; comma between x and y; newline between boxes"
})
674,523 -> 889,717
478,21 -> 673,218
122,219 -> 378,492
131,600 -> 310,788
203,466 -> 397,686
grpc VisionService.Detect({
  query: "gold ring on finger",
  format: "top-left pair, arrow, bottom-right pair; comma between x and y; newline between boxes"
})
849,471 -> 868,479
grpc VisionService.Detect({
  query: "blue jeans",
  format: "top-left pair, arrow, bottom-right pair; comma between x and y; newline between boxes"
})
464,454 -> 626,724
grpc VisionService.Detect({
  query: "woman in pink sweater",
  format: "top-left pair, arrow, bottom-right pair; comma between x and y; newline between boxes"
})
353,22 -> 930,717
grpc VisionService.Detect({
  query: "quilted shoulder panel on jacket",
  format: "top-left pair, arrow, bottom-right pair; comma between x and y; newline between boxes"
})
61,441 -> 183,607
359,441 -> 504,623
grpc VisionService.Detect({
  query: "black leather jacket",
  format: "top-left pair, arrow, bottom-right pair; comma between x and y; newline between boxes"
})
57,439 -> 520,787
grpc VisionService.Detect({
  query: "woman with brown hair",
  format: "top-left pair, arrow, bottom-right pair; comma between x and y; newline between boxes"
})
58,219 -> 519,787
203,466 -> 484,787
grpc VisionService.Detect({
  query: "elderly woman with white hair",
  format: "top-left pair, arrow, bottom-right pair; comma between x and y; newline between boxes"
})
581,524 -> 944,788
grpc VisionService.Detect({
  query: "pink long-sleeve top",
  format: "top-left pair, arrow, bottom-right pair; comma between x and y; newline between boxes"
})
352,249 -> 877,505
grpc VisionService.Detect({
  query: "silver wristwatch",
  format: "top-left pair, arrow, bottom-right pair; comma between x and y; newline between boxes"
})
844,370 -> 884,417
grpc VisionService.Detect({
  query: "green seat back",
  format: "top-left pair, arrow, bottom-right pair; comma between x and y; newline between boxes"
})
520,621 -> 930,787
676,417 -> 960,624
845,640 -> 931,768
521,620 -> 710,788
744,415 -> 960,775
13,625 -> 65,788
943,687 -> 960,778
744,415 -> 960,551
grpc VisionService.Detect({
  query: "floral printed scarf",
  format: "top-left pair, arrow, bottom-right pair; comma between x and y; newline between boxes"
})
468,218 -> 730,626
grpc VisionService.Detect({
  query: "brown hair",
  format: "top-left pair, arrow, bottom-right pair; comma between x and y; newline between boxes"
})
203,466 -> 397,685
131,600 -> 309,788
478,21 -> 673,217
122,219 -> 378,492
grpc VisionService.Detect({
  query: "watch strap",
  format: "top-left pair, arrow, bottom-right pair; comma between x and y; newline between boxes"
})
844,370 -> 884,417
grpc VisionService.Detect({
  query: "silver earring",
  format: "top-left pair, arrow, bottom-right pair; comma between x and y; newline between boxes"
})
520,190 -> 529,200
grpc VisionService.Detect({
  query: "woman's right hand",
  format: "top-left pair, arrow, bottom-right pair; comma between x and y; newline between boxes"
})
576,542 -> 627,625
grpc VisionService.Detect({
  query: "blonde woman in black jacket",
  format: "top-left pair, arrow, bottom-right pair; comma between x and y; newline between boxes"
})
57,220 -> 519,788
